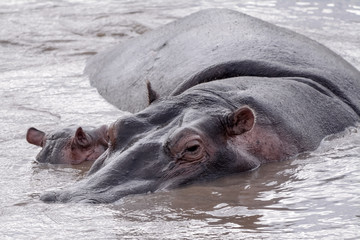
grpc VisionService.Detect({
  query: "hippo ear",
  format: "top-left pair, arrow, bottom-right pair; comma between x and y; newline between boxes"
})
146,80 -> 159,105
26,127 -> 46,147
74,127 -> 91,148
227,106 -> 255,135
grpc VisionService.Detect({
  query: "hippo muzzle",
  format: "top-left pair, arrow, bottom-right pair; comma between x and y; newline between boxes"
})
41,141 -> 167,203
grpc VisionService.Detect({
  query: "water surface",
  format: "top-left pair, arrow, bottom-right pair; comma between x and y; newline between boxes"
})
0,0 -> 359,239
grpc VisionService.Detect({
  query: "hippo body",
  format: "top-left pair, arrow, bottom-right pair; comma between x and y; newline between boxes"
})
41,9 -> 360,203
86,9 -> 360,115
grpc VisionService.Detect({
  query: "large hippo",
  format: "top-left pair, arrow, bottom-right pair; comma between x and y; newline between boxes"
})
40,9 -> 360,203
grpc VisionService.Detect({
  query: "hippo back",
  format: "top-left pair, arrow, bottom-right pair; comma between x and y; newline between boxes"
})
85,9 -> 360,114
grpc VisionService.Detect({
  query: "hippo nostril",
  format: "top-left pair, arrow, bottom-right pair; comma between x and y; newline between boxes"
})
40,191 -> 58,203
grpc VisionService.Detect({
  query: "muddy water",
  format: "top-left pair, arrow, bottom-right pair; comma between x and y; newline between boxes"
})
0,0 -> 359,239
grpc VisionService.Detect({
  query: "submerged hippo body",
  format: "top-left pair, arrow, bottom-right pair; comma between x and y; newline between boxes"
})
41,9 -> 360,203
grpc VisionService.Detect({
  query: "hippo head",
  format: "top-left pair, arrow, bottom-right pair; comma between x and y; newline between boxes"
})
40,89 -> 270,203
26,125 -> 108,165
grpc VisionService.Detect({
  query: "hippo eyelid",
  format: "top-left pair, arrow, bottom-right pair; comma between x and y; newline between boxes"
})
164,128 -> 203,156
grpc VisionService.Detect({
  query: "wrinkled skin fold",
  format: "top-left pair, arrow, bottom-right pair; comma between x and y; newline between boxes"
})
40,9 -> 360,203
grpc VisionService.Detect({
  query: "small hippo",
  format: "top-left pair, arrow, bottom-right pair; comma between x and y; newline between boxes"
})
26,125 -> 108,165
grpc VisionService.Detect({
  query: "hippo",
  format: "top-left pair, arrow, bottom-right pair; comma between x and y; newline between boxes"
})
26,125 -> 108,165
39,9 -> 360,203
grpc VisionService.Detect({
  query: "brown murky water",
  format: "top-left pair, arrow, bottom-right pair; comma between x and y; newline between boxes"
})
0,0 -> 359,239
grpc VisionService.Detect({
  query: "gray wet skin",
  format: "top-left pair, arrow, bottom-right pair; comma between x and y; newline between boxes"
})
39,9 -> 360,203
27,125 -> 108,165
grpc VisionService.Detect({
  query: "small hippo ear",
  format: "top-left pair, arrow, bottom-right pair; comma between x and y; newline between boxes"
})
227,106 -> 255,135
74,127 -> 91,148
26,127 -> 45,147
146,80 -> 159,105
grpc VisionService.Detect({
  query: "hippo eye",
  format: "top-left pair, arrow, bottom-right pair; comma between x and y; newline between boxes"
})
186,145 -> 199,152
182,139 -> 205,161
166,128 -> 207,162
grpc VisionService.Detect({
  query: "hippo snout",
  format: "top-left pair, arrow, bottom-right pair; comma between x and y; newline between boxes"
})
40,189 -> 99,203
40,191 -> 101,203
40,179 -> 160,203
40,190 -> 79,203
40,191 -> 61,203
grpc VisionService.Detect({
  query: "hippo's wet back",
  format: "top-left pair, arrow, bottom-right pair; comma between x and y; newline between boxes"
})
41,9 -> 360,203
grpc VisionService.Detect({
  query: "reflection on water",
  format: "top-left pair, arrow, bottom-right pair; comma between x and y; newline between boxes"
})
0,0 -> 359,239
